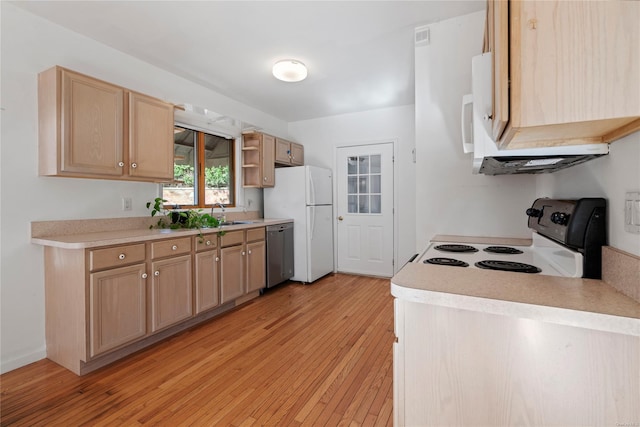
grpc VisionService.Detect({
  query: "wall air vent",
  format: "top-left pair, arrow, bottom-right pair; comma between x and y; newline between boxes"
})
415,26 -> 430,47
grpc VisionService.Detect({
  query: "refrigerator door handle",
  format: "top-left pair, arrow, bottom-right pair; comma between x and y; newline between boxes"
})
309,207 -> 316,239
309,170 -> 316,206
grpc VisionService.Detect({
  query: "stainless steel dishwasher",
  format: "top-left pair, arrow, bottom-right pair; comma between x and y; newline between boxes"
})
266,223 -> 294,288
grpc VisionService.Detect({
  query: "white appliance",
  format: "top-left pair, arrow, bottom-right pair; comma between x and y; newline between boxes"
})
461,53 -> 609,175
264,166 -> 334,283
413,198 -> 607,279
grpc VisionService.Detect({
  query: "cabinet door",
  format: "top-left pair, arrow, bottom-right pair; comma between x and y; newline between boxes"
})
89,264 -> 147,357
246,240 -> 266,293
128,92 -> 174,181
275,138 -> 292,164
489,0 -> 509,142
261,134 -> 276,187
220,245 -> 245,303
61,69 -> 124,176
150,255 -> 193,332
290,143 -> 304,166
195,250 -> 220,314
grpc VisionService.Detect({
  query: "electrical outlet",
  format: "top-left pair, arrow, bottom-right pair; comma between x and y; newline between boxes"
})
122,197 -> 132,211
624,192 -> 640,234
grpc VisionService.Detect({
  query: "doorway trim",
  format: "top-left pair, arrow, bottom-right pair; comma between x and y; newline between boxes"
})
333,139 -> 398,276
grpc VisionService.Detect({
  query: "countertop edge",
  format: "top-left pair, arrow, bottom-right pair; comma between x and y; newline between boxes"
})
31,218 -> 293,249
391,282 -> 640,337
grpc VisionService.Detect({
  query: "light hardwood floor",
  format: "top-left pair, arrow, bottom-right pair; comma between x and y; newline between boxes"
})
1,274 -> 394,426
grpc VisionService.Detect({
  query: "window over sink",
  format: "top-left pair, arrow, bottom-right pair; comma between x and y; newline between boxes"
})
162,126 -> 236,208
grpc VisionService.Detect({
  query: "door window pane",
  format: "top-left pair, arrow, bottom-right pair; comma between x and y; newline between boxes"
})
348,157 -> 358,175
370,195 -> 381,214
370,154 -> 381,173
358,195 -> 369,213
345,153 -> 383,215
348,195 -> 358,213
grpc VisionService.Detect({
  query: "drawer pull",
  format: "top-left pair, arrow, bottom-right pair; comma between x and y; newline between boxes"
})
131,162 -> 138,169
205,240 -> 211,246
154,271 -> 160,276
172,245 -> 178,250
141,273 -> 148,279
118,253 -> 126,260
118,161 -> 124,167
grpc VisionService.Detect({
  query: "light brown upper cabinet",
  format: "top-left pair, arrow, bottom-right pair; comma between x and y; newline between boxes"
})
275,138 -> 304,166
485,0 -> 640,149
241,132 -> 275,187
38,66 -> 174,182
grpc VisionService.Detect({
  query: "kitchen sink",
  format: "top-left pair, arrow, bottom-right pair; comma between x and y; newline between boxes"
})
219,220 -> 255,226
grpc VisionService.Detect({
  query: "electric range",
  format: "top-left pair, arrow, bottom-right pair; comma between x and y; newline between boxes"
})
415,198 -> 607,279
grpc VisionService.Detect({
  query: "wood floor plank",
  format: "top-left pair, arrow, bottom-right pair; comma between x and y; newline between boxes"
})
0,274 -> 393,426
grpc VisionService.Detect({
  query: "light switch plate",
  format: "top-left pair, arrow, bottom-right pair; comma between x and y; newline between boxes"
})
624,192 -> 640,233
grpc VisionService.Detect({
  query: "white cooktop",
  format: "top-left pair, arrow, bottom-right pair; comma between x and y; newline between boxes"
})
416,233 -> 583,278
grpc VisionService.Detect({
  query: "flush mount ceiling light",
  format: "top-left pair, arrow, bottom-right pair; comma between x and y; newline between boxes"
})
272,59 -> 308,82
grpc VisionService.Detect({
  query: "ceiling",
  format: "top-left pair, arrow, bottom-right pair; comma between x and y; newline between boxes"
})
14,1 -> 485,122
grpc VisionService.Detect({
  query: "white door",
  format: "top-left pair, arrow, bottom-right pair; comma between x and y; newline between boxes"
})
336,143 -> 394,277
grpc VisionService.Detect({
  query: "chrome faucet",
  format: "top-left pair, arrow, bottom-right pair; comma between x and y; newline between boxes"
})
211,203 -> 226,223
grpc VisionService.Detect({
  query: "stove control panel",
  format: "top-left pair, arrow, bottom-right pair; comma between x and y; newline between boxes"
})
527,198 -> 606,250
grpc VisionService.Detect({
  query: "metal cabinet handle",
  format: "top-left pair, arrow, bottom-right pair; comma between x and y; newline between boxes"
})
118,161 -> 124,167
264,177 -> 267,181
215,256 -> 220,262
131,162 -> 138,169
248,250 -> 252,255
118,253 -> 126,260
242,251 -> 246,256
154,271 -> 160,276
172,245 -> 178,250
205,240 -> 211,246
141,273 -> 148,279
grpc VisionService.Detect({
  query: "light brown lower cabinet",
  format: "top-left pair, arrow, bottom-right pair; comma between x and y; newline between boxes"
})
393,299 -> 640,426
89,263 -> 147,358
194,235 -> 220,314
150,255 -> 192,332
42,226 -> 269,375
220,244 -> 245,303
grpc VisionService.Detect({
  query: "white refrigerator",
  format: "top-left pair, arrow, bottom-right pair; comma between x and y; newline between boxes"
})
264,166 -> 334,283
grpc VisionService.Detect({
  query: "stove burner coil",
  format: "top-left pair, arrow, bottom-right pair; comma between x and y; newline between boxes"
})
475,260 -> 541,274
483,246 -> 524,255
434,244 -> 478,253
424,257 -> 469,267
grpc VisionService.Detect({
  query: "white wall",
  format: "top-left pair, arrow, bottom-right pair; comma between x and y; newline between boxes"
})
288,105 -> 416,269
537,133 -> 640,256
0,3 -> 288,373
414,11 -> 537,246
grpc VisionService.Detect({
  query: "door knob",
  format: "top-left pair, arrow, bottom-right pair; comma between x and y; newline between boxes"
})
338,216 -> 344,221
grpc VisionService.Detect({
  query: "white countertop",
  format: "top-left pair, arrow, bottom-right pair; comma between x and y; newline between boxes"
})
31,218 -> 293,249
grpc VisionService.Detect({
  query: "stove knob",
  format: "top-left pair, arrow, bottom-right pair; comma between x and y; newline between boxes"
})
526,208 -> 542,218
550,211 -> 570,225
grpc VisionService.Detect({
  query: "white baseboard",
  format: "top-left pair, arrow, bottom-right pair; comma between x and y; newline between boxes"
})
1,349 -> 46,374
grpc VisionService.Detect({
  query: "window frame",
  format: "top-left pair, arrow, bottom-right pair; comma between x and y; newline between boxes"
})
163,125 -> 236,209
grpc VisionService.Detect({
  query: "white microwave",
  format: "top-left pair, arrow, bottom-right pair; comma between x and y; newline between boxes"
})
461,53 -> 609,175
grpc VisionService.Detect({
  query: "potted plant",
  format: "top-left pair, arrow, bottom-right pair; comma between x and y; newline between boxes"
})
146,198 -> 225,239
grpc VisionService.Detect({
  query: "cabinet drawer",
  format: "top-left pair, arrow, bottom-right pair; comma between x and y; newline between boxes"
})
220,230 -> 244,247
90,244 -> 146,271
246,227 -> 265,242
151,237 -> 191,259
195,234 -> 218,252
